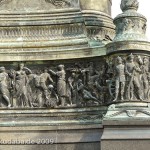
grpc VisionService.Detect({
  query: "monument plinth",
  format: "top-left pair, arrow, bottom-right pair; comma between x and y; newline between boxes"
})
101,0 -> 150,150
1,0 -> 150,149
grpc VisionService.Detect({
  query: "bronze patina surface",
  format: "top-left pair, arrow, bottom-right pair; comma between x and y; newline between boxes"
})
0,0 -> 114,150
1,0 -> 150,150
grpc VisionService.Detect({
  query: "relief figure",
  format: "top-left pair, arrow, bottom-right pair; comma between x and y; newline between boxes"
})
140,56 -> 150,100
39,68 -> 54,101
0,67 -> 11,107
49,65 -> 67,106
15,63 -> 32,107
125,54 -> 143,101
77,79 -> 100,106
113,56 -> 126,101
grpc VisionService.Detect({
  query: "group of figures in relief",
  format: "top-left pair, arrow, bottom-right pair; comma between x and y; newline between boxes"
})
0,61 -> 108,108
109,53 -> 150,102
1,54 -> 147,108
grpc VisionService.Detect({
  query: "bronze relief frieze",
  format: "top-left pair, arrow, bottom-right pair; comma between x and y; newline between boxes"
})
0,59 -> 109,109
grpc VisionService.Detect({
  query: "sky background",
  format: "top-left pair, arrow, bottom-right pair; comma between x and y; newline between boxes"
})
112,0 -> 150,40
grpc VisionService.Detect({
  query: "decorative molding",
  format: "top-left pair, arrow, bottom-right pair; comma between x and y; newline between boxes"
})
87,27 -> 114,42
0,24 -> 85,41
104,103 -> 150,119
106,41 -> 150,53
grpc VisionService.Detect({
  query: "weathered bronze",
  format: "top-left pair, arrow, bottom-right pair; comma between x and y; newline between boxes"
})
0,60 -> 110,108
102,1 -> 150,150
0,0 -> 150,150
